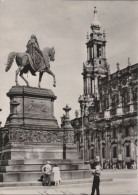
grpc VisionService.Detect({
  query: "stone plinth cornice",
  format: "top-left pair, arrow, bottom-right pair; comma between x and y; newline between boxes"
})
7,86 -> 57,100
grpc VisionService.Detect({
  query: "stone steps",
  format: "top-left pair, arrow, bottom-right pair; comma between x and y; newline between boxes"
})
0,178 -> 112,187
0,159 -> 84,166
0,164 -> 89,172
0,158 -> 91,185
0,170 -> 91,182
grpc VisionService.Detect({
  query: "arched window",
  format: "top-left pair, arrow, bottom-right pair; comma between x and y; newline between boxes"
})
125,128 -> 129,137
91,148 -> 94,159
126,145 -> 130,157
113,146 -> 117,158
112,93 -> 119,108
91,133 -> 93,141
132,87 -> 137,101
104,94 -> 109,109
121,88 -> 130,106
113,129 -> 117,138
102,147 -> 105,158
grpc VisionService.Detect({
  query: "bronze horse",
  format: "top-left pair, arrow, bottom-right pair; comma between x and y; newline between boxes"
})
5,47 -> 56,88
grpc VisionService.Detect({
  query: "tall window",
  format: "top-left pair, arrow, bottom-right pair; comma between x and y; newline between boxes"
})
97,45 -> 102,58
87,48 -> 90,61
125,128 -> 129,137
104,95 -> 109,109
91,148 -> 94,159
91,47 -> 93,58
113,129 -> 116,138
132,87 -> 137,101
102,147 -> 105,158
113,146 -> 117,158
126,145 -> 130,157
102,132 -> 104,140
112,94 -> 119,108
122,89 -> 130,106
91,133 -> 93,141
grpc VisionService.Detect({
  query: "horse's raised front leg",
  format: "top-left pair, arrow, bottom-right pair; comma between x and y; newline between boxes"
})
38,72 -> 43,88
45,68 -> 56,87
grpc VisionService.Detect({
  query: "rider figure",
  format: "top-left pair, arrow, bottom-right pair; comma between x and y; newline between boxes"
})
26,34 -> 46,75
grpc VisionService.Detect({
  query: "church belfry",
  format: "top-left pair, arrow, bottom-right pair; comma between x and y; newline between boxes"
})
82,7 -> 108,99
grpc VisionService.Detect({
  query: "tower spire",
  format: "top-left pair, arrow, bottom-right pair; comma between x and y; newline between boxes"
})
91,6 -> 101,30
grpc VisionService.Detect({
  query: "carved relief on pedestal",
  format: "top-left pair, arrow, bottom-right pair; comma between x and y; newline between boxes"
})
25,100 -> 49,114
2,131 -> 9,147
5,129 -> 74,144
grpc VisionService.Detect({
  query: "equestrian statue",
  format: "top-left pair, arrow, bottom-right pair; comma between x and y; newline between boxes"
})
5,35 -> 56,88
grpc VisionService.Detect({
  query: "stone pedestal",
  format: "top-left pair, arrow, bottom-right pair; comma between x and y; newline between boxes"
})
6,86 -> 58,128
0,86 -> 76,160
0,86 -> 91,185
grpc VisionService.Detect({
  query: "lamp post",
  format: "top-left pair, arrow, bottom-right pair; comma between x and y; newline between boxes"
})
82,101 -> 85,164
95,121 -> 103,169
104,109 -> 111,168
78,95 -> 86,164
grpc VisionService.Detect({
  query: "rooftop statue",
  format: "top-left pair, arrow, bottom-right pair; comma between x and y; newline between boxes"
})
5,35 -> 56,88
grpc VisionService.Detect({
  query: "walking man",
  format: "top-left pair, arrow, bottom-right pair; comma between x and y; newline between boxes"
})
91,162 -> 101,195
42,161 -> 52,186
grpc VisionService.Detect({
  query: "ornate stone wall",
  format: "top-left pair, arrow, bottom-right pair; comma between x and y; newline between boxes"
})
1,128 -> 74,148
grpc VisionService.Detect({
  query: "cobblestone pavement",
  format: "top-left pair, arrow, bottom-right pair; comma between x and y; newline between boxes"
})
0,179 -> 137,195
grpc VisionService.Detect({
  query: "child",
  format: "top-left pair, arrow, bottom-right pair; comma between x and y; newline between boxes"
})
52,164 -> 61,186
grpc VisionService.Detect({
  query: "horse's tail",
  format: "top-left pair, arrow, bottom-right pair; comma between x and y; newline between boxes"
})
5,52 -> 18,72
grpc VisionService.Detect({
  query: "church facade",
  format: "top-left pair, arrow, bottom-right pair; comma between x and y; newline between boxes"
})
72,7 -> 137,169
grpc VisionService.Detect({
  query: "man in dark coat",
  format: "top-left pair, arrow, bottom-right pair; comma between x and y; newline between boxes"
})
91,162 -> 101,195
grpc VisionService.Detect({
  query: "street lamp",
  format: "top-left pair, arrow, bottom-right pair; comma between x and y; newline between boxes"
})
82,101 -> 85,164
78,95 -> 86,164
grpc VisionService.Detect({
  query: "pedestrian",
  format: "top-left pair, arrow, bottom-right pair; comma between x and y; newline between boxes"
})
91,162 -> 101,195
52,164 -> 61,186
42,161 -> 52,186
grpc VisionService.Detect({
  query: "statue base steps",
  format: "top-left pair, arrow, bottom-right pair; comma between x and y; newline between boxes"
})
0,159 -> 91,183
0,178 -> 113,187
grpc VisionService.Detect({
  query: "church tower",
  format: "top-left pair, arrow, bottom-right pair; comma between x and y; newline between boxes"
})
83,7 -> 108,100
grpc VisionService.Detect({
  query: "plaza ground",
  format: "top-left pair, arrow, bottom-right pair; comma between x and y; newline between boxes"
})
0,170 -> 137,195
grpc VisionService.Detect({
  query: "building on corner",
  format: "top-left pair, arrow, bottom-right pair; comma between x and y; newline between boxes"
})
71,7 -> 137,169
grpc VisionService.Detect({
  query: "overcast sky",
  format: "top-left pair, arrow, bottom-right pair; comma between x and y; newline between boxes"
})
0,0 -> 138,126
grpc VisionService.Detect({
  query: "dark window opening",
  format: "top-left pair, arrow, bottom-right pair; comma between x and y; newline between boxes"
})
91,148 -> 94,159
113,129 -> 116,138
97,45 -> 102,58
102,132 -> 104,140
91,133 -> 93,141
102,147 -> 105,158
125,128 -> 129,137
126,145 -> 130,157
113,147 -> 117,158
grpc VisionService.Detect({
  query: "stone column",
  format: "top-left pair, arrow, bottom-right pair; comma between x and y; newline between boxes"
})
84,78 -> 87,95
94,44 -> 97,58
103,46 -> 106,59
87,74 -> 92,95
62,104 -> 78,160
130,137 -> 135,161
94,75 -> 99,99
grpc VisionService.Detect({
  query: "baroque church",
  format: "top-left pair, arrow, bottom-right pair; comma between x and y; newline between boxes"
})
71,7 -> 137,169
